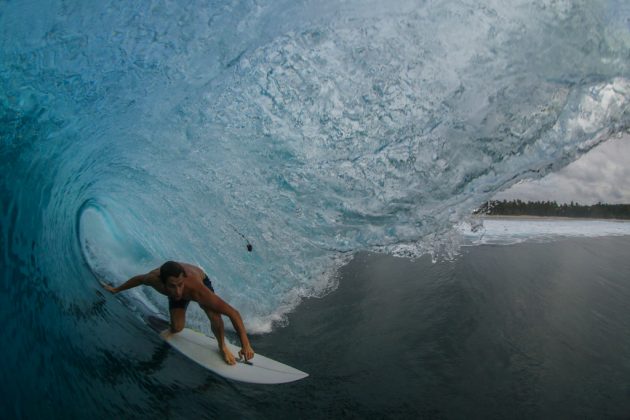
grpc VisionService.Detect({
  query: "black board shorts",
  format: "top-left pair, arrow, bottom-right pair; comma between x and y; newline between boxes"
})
168,276 -> 214,310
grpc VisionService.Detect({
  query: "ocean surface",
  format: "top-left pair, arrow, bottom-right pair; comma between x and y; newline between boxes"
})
258,235 -> 630,419
2,0 -> 630,418
5,232 -> 630,419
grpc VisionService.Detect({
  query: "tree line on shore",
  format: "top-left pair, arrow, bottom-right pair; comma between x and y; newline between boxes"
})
476,200 -> 630,219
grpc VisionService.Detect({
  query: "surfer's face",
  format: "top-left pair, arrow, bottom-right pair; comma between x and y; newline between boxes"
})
165,275 -> 185,300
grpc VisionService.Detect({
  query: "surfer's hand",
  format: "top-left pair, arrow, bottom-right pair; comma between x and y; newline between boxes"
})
239,345 -> 254,361
102,283 -> 118,293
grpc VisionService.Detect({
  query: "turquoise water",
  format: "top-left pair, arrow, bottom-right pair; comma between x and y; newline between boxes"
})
1,1 -> 630,418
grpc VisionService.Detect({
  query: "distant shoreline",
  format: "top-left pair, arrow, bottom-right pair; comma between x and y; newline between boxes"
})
477,200 -> 630,220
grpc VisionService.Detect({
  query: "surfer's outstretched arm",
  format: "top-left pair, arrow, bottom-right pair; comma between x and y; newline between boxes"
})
197,290 -> 255,361
104,274 -> 147,293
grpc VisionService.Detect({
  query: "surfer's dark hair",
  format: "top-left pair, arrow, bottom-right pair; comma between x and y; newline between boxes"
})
160,261 -> 187,283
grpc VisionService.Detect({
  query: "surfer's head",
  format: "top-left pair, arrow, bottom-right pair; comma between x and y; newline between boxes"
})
160,261 -> 187,300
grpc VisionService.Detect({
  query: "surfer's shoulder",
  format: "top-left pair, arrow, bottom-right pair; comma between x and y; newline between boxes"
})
144,268 -> 161,284
180,263 -> 206,282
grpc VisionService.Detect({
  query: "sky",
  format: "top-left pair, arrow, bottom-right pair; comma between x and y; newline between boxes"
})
495,134 -> 630,205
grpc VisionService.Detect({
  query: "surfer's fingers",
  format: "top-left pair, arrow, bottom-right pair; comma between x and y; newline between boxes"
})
101,283 -> 118,293
238,348 -> 251,360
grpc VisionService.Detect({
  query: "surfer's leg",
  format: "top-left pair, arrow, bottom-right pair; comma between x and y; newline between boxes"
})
169,306 -> 187,333
168,296 -> 190,333
207,310 -> 236,365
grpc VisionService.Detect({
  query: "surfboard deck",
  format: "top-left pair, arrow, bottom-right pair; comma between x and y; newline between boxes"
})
147,315 -> 308,384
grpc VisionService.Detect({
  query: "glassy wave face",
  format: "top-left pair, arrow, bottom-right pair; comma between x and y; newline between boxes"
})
2,0 -> 630,336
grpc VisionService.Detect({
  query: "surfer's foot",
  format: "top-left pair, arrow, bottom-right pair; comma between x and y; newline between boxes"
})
221,345 -> 236,365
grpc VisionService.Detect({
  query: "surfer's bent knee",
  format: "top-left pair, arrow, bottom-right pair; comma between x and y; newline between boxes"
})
170,322 -> 184,333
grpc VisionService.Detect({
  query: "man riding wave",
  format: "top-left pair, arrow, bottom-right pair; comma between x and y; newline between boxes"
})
103,261 -> 254,365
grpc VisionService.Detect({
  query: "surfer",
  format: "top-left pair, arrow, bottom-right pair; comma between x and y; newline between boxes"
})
103,261 -> 255,365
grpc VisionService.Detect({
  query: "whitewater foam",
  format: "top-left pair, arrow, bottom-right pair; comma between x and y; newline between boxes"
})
459,217 -> 630,246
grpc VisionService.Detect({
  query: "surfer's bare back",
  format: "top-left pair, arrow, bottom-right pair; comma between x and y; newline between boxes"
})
103,261 -> 255,365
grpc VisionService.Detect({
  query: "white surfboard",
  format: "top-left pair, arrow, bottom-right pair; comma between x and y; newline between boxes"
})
148,316 -> 308,384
